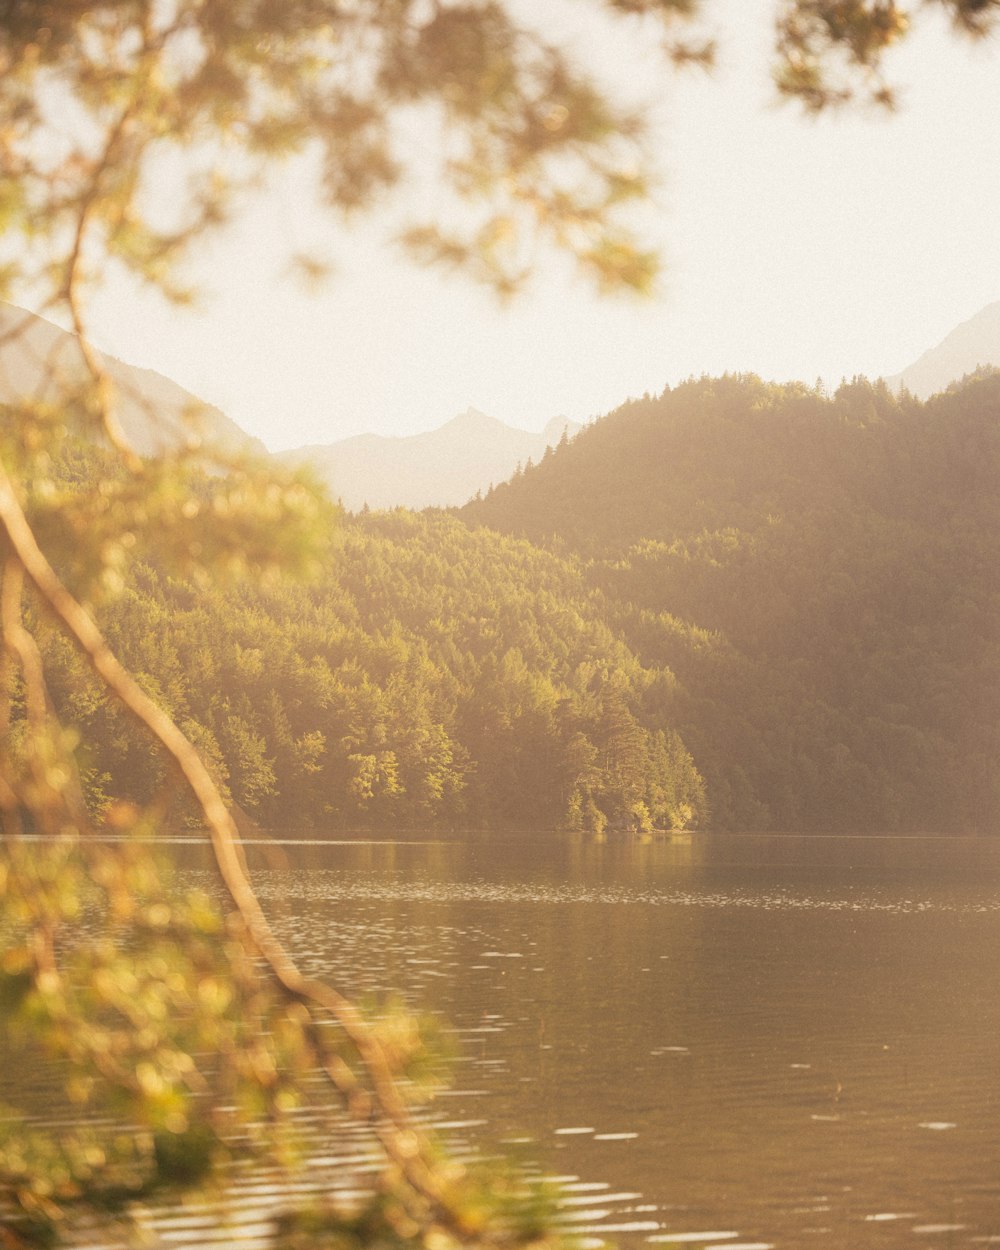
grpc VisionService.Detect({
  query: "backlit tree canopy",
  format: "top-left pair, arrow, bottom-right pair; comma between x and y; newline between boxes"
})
775,0 -> 1000,109
1,0 -> 998,314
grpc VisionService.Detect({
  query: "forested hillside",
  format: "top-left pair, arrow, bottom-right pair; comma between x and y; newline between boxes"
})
463,373 -> 1000,833
33,447 -> 704,834
24,371 -> 1000,838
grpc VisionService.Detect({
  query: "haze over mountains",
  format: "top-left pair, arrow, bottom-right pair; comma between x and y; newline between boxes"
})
0,303 -> 578,509
0,303 -> 265,459
885,301 -> 1000,398
5,298 -> 1000,507
277,409 -> 581,511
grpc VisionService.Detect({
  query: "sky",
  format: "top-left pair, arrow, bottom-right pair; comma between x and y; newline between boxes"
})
70,0 -> 1000,452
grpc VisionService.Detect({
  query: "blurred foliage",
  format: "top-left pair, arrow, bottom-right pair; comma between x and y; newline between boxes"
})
0,828 -> 520,1249
0,837 -> 307,1220
774,0 -> 1000,110
0,425 -> 590,1242
0,0 -> 697,305
0,0 -> 995,314
4,409 -> 337,604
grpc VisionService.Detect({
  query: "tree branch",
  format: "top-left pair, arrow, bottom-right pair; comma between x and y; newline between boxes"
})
0,453 -> 470,1234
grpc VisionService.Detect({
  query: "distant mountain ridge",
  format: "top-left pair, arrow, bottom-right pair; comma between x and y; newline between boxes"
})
277,408 -> 582,511
0,303 -> 266,459
885,301 -> 1000,398
1,302 -> 577,509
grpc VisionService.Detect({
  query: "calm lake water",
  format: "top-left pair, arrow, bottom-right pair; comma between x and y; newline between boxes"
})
27,833 -> 1000,1247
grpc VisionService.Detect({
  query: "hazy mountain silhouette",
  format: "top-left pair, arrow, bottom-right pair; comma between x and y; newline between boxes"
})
885,301 -> 1000,398
0,303 -> 266,458
277,408 -> 581,510
0,305 -> 579,507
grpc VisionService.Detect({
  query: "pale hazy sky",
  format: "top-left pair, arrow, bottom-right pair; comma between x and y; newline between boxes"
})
76,0 -> 1000,451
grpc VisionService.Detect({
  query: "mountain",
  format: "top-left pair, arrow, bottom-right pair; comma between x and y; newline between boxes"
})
0,303 -> 266,458
277,408 -> 581,511
461,373 -> 1000,833
0,303 -> 580,510
885,301 -> 1000,398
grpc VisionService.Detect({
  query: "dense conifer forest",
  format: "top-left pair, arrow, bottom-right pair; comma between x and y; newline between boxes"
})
23,369 -> 1000,836
33,455 -> 704,834
463,372 -> 1000,832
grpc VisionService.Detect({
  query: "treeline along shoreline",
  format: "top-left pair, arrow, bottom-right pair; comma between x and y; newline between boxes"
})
28,371 -> 1000,836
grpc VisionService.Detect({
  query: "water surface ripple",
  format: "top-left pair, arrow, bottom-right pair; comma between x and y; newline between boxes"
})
21,834 -> 1000,1248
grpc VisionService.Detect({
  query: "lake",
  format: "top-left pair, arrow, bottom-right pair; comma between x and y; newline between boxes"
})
26,833 -> 1000,1248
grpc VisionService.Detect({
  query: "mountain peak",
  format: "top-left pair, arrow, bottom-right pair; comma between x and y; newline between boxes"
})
542,415 -> 574,441
0,301 -> 265,458
445,407 -> 506,431
279,409 -> 582,511
886,301 -> 1000,399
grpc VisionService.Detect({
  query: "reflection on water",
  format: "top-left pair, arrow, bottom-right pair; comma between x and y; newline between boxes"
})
12,833 -> 1000,1248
